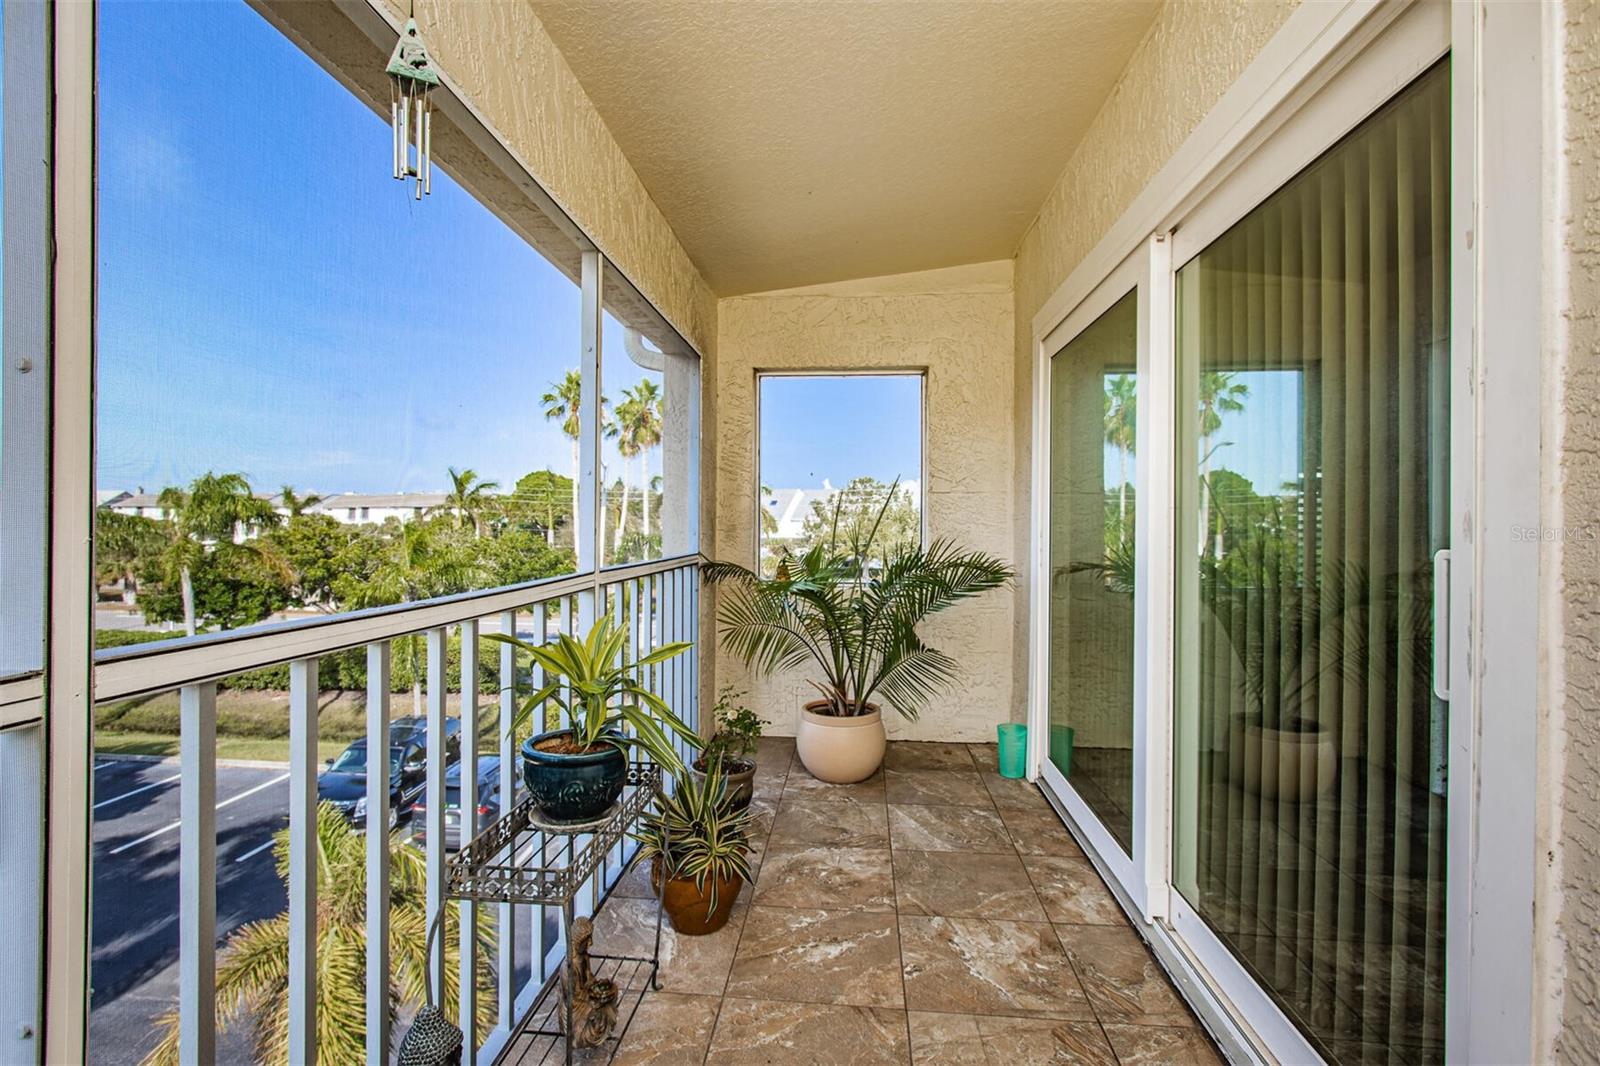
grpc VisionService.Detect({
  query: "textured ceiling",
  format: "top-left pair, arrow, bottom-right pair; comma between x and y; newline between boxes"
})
529,0 -> 1161,296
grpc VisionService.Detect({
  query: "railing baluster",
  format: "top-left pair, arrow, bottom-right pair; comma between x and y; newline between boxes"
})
365,642 -> 391,1066
496,610 -> 516,1031
288,658 -> 319,1065
178,682 -> 216,1066
425,627 -> 447,1004
532,601 -> 552,980
688,566 -> 700,736
459,619 -> 479,1054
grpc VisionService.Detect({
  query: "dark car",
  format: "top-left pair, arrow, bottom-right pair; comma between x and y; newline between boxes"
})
413,755 -> 517,851
316,717 -> 463,829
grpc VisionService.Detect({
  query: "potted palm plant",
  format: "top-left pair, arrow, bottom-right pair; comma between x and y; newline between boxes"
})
687,686 -> 764,810
707,489 -> 1012,783
488,617 -> 698,825
632,754 -> 753,935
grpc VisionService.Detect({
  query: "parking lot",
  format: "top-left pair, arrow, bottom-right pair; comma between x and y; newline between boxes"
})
89,756 -> 295,1064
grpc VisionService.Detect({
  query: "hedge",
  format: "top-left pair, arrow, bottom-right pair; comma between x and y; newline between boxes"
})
96,627 -> 506,695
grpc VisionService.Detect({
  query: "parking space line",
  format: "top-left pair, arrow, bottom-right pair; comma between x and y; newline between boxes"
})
93,773 -> 181,810
234,838 -> 277,864
108,773 -> 290,855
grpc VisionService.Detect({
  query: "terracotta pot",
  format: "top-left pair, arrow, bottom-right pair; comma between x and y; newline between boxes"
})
795,701 -> 885,783
1229,715 -> 1338,801
688,756 -> 756,811
652,859 -> 742,935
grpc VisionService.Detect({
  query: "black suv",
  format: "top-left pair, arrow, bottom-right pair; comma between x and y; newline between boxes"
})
316,716 -> 461,830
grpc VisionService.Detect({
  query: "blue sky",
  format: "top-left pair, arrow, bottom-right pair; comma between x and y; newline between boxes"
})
95,0 -> 654,499
758,375 -> 922,489
94,0 -> 1302,504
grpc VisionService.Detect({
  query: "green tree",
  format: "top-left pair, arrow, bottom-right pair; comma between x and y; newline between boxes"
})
263,513 -> 358,612
154,473 -> 282,635
334,519 -> 474,713
441,466 -> 499,536
506,469 -> 574,541
798,477 -> 919,567
1197,371 -> 1249,557
96,509 -> 165,603
1103,373 -> 1137,542
143,803 -> 491,1066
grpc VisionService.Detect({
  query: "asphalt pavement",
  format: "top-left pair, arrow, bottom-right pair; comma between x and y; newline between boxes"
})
88,757 -> 294,1065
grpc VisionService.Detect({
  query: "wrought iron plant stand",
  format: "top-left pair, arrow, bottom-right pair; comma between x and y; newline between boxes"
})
447,761 -> 665,1065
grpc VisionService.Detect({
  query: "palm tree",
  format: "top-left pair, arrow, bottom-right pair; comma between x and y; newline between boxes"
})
622,380 -> 664,539
156,473 -> 281,636
143,803 -> 491,1065
758,483 -> 779,537
611,393 -> 642,553
541,369 -> 611,554
1103,374 -> 1137,542
278,485 -> 323,518
96,509 -> 163,604
442,466 -> 499,536
542,370 -> 584,552
1197,371 -> 1249,557
343,522 -> 469,713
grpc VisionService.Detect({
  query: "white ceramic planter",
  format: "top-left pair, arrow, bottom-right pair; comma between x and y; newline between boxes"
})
1229,716 -> 1338,801
795,702 -> 886,783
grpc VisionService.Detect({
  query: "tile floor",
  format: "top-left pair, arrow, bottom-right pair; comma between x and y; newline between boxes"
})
503,739 -> 1220,1065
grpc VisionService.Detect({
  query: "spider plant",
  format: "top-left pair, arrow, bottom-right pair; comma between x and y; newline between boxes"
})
705,485 -> 1013,719
485,616 -> 698,774
632,753 -> 753,917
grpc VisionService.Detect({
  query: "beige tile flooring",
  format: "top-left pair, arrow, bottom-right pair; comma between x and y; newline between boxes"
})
504,740 -> 1221,1065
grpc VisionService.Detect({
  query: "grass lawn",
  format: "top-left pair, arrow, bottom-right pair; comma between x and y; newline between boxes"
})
94,687 -> 489,765
94,730 -> 350,764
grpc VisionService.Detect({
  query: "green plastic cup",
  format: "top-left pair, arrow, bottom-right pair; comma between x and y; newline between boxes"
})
996,723 -> 1028,779
1050,724 -> 1075,777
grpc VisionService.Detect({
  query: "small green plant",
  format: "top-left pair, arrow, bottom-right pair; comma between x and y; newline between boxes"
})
699,686 -> 765,769
485,616 -> 698,775
632,754 -> 753,917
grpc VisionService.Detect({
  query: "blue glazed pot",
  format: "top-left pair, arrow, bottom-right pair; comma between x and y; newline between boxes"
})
520,728 -> 627,824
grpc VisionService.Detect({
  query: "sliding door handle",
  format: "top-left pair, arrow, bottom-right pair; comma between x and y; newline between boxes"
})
1432,548 -> 1451,702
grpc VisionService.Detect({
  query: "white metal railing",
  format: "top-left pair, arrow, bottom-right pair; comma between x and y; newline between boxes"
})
129,555 -> 700,1065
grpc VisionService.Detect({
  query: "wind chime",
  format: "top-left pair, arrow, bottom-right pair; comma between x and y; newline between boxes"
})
387,15 -> 440,199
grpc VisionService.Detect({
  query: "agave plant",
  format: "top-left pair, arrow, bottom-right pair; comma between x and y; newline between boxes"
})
631,753 -> 753,916
485,616 -> 698,773
144,802 -> 491,1065
706,487 -> 1014,719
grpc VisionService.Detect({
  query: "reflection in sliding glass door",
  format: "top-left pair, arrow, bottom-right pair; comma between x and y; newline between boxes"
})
1172,61 -> 1449,1065
1048,289 -> 1138,856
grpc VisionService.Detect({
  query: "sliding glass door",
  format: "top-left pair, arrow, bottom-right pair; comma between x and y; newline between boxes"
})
1046,290 -> 1140,858
1171,61 -> 1449,1064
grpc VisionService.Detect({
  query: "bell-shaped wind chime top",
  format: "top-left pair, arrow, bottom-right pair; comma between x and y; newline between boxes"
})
388,17 -> 440,199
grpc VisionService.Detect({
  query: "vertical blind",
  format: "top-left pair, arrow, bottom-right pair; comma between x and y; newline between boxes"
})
1173,60 -> 1448,1065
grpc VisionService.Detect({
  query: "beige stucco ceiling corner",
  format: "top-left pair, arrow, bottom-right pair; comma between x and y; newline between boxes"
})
529,0 -> 1161,296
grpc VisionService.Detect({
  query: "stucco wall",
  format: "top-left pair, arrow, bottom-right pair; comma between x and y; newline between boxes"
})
712,262 -> 1016,741
1008,0 -> 1299,719
1554,4 -> 1600,1060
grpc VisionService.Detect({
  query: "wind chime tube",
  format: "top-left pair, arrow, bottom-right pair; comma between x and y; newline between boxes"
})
414,90 -> 425,200
423,104 -> 432,195
399,88 -> 410,181
391,87 -> 401,179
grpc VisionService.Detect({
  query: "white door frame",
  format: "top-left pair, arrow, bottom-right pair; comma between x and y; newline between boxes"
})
1030,242 -> 1155,920
1026,0 -> 1544,1061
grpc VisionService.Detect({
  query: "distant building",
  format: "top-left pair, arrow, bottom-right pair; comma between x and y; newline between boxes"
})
761,479 -> 921,541
310,492 -> 450,525
105,492 -> 170,520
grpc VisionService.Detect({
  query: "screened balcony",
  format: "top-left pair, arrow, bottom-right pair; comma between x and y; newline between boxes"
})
1,0 -> 1586,1065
